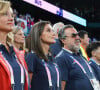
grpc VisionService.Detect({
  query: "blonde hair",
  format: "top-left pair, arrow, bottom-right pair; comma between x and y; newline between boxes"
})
0,1 -> 10,14
13,26 -> 25,50
0,1 -> 13,45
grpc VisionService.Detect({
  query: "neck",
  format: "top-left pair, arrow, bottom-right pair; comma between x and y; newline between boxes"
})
0,31 -> 8,45
0,31 -> 10,52
64,46 -> 79,54
92,57 -> 100,64
81,43 -> 87,49
14,42 -> 21,50
41,43 -> 50,55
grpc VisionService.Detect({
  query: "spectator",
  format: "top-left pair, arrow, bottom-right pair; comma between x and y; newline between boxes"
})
12,26 -> 25,50
26,21 -> 61,90
87,41 -> 100,82
55,24 -> 100,90
50,22 -> 64,57
0,1 -> 30,90
78,30 -> 90,61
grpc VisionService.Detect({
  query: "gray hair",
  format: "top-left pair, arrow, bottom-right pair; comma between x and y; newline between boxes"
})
53,22 -> 64,35
58,24 -> 75,39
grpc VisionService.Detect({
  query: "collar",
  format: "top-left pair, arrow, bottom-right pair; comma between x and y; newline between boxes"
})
63,48 -> 73,54
63,48 -> 80,56
0,42 -> 14,54
90,58 -> 100,65
0,42 -> 12,47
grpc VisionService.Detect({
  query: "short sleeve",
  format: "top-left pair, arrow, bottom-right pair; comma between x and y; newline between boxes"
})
25,52 -> 37,72
55,56 -> 69,81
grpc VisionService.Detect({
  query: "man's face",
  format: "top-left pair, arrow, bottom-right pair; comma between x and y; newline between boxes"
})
62,28 -> 80,53
81,34 -> 90,46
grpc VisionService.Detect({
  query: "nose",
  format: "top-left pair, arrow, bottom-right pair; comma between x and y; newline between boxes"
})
22,33 -> 25,38
52,30 -> 56,37
8,13 -> 14,21
76,34 -> 80,39
8,16 -> 14,21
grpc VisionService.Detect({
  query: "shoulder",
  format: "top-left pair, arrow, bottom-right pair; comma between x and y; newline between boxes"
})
55,50 -> 73,66
55,49 -> 72,60
26,51 -> 38,59
89,60 -> 96,67
26,51 -> 41,64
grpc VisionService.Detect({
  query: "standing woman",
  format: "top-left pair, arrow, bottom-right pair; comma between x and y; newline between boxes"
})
26,21 -> 61,90
0,1 -> 29,90
12,26 -> 25,50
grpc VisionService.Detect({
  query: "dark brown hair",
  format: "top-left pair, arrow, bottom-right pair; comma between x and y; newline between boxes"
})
27,21 -> 51,61
86,41 -> 100,58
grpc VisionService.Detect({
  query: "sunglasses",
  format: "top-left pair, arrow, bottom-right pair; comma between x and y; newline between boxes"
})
64,33 -> 79,38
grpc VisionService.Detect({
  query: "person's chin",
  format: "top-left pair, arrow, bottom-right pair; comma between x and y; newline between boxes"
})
8,27 -> 14,31
51,40 -> 56,44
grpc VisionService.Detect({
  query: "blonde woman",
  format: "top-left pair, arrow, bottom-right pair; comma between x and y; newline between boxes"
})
0,1 -> 29,90
13,26 -> 25,50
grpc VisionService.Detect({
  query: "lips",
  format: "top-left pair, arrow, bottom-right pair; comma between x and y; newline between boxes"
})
7,23 -> 14,25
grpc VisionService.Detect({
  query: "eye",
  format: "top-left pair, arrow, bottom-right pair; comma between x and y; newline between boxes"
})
2,12 -> 8,16
18,34 -> 22,35
11,14 -> 14,17
2,12 -> 14,18
72,33 -> 79,37
47,29 -> 51,32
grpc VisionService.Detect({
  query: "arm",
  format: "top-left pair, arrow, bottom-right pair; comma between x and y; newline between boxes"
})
55,55 -> 69,90
29,72 -> 33,83
61,81 -> 66,90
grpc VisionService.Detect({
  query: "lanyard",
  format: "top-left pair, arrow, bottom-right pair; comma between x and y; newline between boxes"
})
54,63 -> 60,89
42,60 -> 60,89
70,56 -> 100,90
15,55 -> 25,89
1,52 -> 15,90
15,55 -> 29,90
15,51 -> 30,89
70,56 -> 94,77
0,51 -> 25,90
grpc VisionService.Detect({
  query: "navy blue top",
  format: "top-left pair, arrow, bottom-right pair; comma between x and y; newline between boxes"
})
89,59 -> 100,81
0,44 -> 25,90
50,39 -> 62,57
26,52 -> 61,90
55,49 -> 94,90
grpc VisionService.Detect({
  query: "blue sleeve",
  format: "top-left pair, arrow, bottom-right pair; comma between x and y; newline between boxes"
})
55,56 -> 69,81
25,52 -> 37,72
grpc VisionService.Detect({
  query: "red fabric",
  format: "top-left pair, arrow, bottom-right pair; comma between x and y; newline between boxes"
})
0,64 -> 11,90
0,48 -> 29,90
0,52 -> 11,90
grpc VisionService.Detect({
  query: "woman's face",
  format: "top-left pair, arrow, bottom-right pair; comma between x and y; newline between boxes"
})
40,24 -> 56,45
14,30 -> 25,44
0,7 -> 14,32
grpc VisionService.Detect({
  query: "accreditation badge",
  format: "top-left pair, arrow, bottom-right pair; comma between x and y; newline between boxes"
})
90,79 -> 100,90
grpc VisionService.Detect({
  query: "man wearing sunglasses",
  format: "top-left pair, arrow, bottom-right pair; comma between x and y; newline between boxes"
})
55,24 -> 99,90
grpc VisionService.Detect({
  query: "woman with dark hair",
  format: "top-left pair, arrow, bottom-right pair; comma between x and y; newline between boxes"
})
26,21 -> 61,90
0,1 -> 29,90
